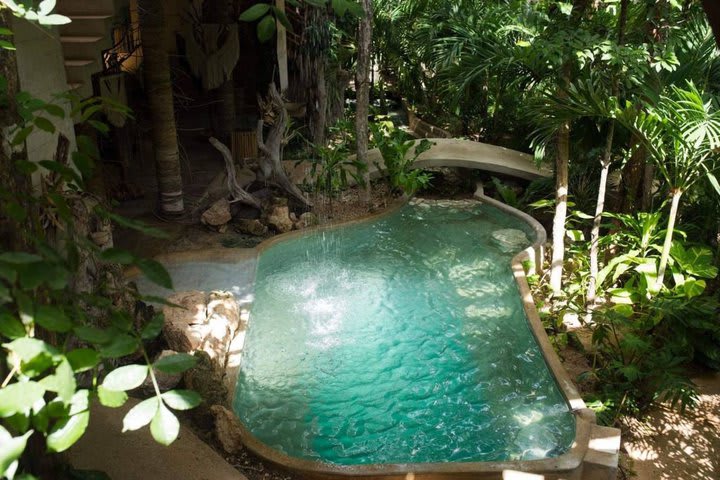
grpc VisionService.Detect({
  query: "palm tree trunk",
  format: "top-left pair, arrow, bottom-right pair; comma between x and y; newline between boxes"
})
204,0 -> 237,141
587,122 -> 615,309
655,189 -> 683,292
139,0 -> 184,215
356,0 -> 373,204
550,121 -> 570,294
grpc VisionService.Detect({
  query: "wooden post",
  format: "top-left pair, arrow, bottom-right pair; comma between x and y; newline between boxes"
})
276,0 -> 288,92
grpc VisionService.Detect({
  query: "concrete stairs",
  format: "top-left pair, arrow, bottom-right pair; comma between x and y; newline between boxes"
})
55,0 -> 117,98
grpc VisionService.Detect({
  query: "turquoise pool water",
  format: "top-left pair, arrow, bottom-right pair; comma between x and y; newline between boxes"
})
233,201 -> 575,465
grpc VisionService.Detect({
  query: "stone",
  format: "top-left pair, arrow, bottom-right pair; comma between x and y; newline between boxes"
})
266,204 -> 293,233
142,350 -> 182,392
296,211 -> 319,229
162,291 -> 241,371
492,228 -> 530,252
236,218 -> 268,236
184,351 -> 228,407
201,198 -> 232,227
289,212 -> 298,222
163,291 -> 208,353
210,405 -> 244,454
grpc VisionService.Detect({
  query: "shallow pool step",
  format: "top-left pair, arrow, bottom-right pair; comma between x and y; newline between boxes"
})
582,425 -> 621,480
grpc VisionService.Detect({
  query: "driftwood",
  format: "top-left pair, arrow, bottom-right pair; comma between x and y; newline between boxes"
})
257,83 -> 312,206
208,137 -> 261,209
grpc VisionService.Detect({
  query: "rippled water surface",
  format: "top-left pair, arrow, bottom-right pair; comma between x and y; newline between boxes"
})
233,202 -> 575,465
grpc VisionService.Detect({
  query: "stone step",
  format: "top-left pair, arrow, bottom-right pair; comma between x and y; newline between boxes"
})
60,35 -> 104,44
64,58 -> 95,67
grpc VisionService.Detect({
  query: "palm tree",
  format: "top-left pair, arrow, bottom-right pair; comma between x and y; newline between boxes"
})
138,0 -> 184,215
356,0 -> 372,203
625,82 -> 720,291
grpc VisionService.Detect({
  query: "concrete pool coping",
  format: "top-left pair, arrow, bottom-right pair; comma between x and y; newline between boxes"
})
131,194 -> 619,479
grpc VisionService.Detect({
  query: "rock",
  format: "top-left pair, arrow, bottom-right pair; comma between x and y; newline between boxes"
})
491,228 -> 530,252
230,203 -> 261,220
236,218 -> 268,236
201,198 -> 232,227
210,405 -> 244,454
289,212 -> 298,222
162,290 -> 241,371
142,350 -> 182,391
163,291 -> 208,353
184,351 -> 228,407
296,212 -> 319,229
266,204 -> 293,233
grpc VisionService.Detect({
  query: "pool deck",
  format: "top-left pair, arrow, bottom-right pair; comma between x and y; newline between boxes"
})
355,138 -> 552,181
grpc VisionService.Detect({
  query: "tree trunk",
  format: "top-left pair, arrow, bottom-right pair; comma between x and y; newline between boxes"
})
702,0 -> 720,49
257,84 -> 311,206
204,0 -> 237,141
587,123 -> 614,310
276,0 -> 288,92
312,61 -> 328,146
550,121 -> 570,295
356,0 -> 373,204
139,0 -> 184,215
655,189 -> 683,292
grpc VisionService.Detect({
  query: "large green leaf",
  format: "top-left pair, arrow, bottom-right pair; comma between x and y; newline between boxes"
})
47,391 -> 90,453
162,390 -> 202,411
97,385 -> 128,408
238,3 -> 271,21
122,397 -> 158,432
99,334 -> 139,359
153,353 -> 197,375
671,244 -> 718,279
40,359 -> 76,403
257,15 -> 276,42
102,365 -> 148,392
150,403 -> 179,446
0,381 -> 45,418
35,305 -> 73,333
66,349 -> 100,373
140,314 -> 165,341
137,259 -> 173,290
0,313 -> 26,339
0,427 -> 32,478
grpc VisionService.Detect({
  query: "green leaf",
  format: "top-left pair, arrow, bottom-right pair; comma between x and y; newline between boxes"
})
43,103 -> 65,118
38,0 -> 57,16
14,159 -> 38,174
141,313 -> 165,341
99,334 -> 139,358
35,305 -> 73,332
122,397 -> 158,432
3,337 -> 56,362
238,3 -> 271,21
257,15 -> 276,42
137,259 -> 173,290
150,402 -> 180,446
66,349 -> 100,373
683,279 -> 706,299
0,27 -> 13,36
0,428 -> 32,478
102,365 -> 149,392
0,381 -> 45,418
99,248 -> 135,265
74,326 -> 112,344
273,6 -> 293,31
0,313 -> 26,339
87,120 -> 109,135
153,353 -> 197,375
708,172 -> 720,197
0,39 -> 15,50
71,151 -> 94,178
101,211 -> 169,238
47,392 -> 90,453
97,385 -> 128,408
40,359 -> 76,403
162,390 -> 201,411
34,116 -> 55,133
0,252 -> 41,264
